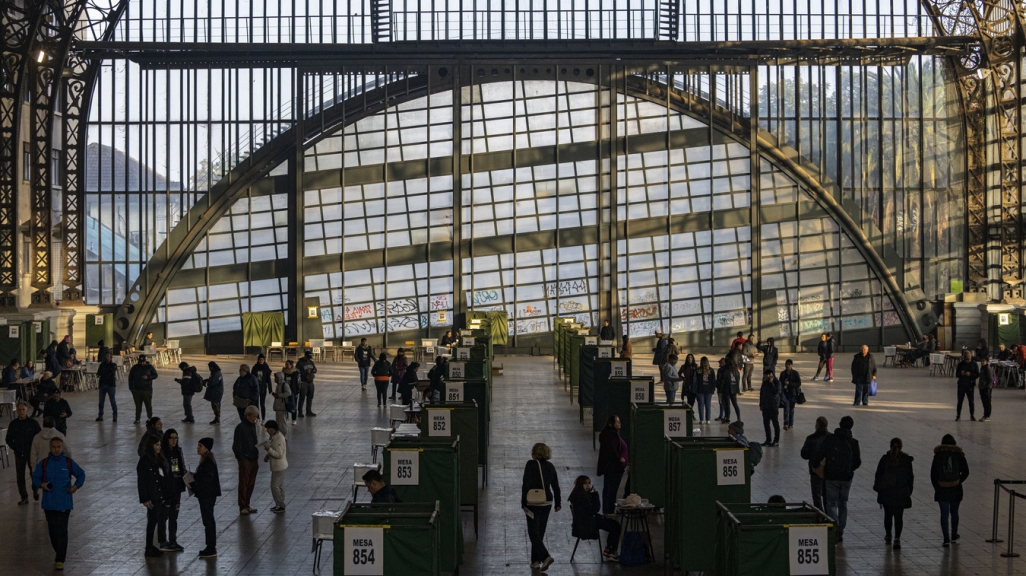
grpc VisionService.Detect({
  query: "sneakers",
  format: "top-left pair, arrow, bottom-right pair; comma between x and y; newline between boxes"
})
307,412 -> 317,417
970,416 -> 977,422
240,508 -> 252,515
18,498 -> 28,505
825,378 -> 833,382
885,535 -> 892,545
362,385 -> 367,390
540,556 -> 554,571
55,562 -> 64,570
134,420 -> 140,424
602,547 -> 618,561
951,534 -> 960,542
199,548 -> 218,558
95,416 -> 103,422
182,418 -> 195,423
955,417 -> 960,422
812,376 -> 818,381
210,419 -> 220,425
530,562 -> 541,570
893,539 -> 901,550
298,413 -> 305,418
943,539 -> 950,547
167,543 -> 185,552
271,505 -> 285,513
158,542 -> 175,552
145,548 -> 164,558
981,417 -> 991,422
292,420 -> 297,426
247,507 -> 258,514
761,441 -> 773,447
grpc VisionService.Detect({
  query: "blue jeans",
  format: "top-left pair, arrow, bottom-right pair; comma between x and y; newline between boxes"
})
602,471 -> 624,515
783,399 -> 796,427
854,382 -> 870,405
939,501 -> 961,541
825,480 -> 852,535
664,386 -> 677,405
696,393 -> 713,421
98,384 -> 117,418
359,366 -> 369,386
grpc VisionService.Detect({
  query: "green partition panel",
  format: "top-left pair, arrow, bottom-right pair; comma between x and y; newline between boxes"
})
716,503 -> 837,576
568,337 -> 592,397
628,402 -> 691,508
560,323 -> 582,373
418,403 -> 480,509
665,437 -> 752,573
0,324 -> 29,366
442,378 -> 489,468
335,502 -> 440,576
85,314 -> 114,348
593,370 -> 647,440
383,438 -> 463,573
580,356 -> 632,423
28,319 -> 49,362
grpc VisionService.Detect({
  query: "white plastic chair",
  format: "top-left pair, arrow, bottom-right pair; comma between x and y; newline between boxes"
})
389,404 -> 408,427
267,341 -> 285,362
311,510 -> 340,574
371,427 -> 392,463
929,353 -> 945,376
883,346 -> 897,367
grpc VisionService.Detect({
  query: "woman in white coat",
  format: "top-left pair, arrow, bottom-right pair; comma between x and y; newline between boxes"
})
262,420 -> 288,512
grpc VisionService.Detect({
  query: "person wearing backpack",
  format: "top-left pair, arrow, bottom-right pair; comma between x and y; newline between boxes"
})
955,350 -> 979,421
931,434 -> 969,546
814,415 -> 861,542
800,417 -> 831,511
758,369 -> 781,447
873,437 -> 914,549
31,436 -> 86,570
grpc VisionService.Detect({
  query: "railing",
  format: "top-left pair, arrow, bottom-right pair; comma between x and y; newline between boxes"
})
987,479 -> 1026,558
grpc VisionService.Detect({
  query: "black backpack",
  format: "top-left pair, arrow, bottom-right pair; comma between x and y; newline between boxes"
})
825,436 -> 854,477
938,454 -> 961,487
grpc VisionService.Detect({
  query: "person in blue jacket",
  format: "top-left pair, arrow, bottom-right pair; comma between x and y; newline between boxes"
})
31,436 -> 86,571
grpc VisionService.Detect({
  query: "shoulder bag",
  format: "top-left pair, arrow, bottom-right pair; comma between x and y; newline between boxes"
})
525,459 -> 548,506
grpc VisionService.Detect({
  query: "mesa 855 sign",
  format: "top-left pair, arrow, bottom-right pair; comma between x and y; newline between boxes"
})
342,526 -> 384,575
788,525 -> 829,575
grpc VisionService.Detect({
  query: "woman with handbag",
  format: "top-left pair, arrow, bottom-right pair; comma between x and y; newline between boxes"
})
521,442 -> 561,571
271,372 -> 292,436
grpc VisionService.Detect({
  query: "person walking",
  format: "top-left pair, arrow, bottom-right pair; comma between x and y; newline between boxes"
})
263,420 -> 288,513
758,337 -> 779,375
355,338 -> 373,390
813,333 -> 835,381
233,405 -> 261,515
174,362 -> 198,424
397,361 -> 421,406
660,354 -> 680,405
190,437 -> 221,559
203,361 -> 224,425
619,335 -> 632,359
43,389 -> 72,436
758,369 -> 781,447
31,371 -> 57,417
251,354 -> 273,419
95,352 -> 118,422
295,350 -> 318,417
873,437 -> 914,550
129,355 -> 158,424
136,434 -> 170,558
780,359 -> 802,431
32,437 -> 85,570
371,352 -> 392,407
6,402 -> 41,504
597,415 -> 628,515
45,340 -> 61,384
521,442 -> 561,571
694,357 -> 716,424
389,348 -> 409,401
931,434 -> 969,547
815,415 -> 861,542
271,371 -> 292,435
800,416 -> 831,511
954,350 -> 978,421
232,364 -> 260,422
31,417 -> 72,473
159,429 -> 187,552
851,345 -> 877,406
568,476 -> 621,561
978,357 -> 993,422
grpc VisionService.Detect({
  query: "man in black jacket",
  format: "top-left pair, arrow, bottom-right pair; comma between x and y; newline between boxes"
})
129,355 -> 158,423
814,415 -> 861,542
355,338 -> 373,391
251,355 -> 273,419
363,469 -> 402,503
96,353 -> 119,422
175,362 -> 197,424
758,370 -> 781,447
295,350 -> 318,417
56,336 -> 72,368
6,402 -> 41,504
232,406 -> 260,515
232,365 -> 260,422
43,389 -> 73,436
599,320 -> 616,343
851,345 -> 877,406
800,416 -> 831,511
758,337 -> 779,375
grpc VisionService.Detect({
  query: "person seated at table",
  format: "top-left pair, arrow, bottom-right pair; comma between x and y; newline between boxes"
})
397,362 -> 421,407
142,332 -> 154,347
20,360 -> 35,380
568,475 -> 621,561
2,359 -> 20,389
902,334 -> 935,367
996,344 -> 1014,362
43,388 -> 73,436
362,469 -> 401,503
440,331 -> 456,346
29,372 -> 57,417
974,338 -> 990,362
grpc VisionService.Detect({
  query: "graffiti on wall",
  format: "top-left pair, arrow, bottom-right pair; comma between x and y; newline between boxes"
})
627,319 -> 663,338
516,318 -> 550,334
344,304 -> 374,321
620,304 -> 659,321
471,290 -> 501,306
546,280 -> 589,298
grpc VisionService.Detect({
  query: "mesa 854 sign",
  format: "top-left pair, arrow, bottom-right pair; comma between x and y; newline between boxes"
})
342,526 -> 384,575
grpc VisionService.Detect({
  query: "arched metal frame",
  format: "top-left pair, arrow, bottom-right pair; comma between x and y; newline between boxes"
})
111,67 -> 924,345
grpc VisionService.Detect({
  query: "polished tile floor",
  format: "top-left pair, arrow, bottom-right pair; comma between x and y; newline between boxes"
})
2,351 -> 1026,575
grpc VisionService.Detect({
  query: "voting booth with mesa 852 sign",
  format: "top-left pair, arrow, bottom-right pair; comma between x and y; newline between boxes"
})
715,502 -> 836,576
334,502 -> 440,576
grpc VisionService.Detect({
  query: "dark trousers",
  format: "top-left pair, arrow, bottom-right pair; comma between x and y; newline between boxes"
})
182,393 -> 194,420
236,406 -> 247,422
883,505 -> 905,539
939,500 -> 961,540
132,390 -> 153,422
525,505 -> 552,563
258,380 -> 269,419
238,458 -> 258,510
762,409 -> 780,443
98,384 -> 117,418
724,393 -> 741,421
742,363 -> 754,390
210,401 -> 221,421
809,474 -> 825,512
956,385 -> 975,418
815,358 -> 828,378
979,386 -> 992,418
783,399 -> 797,427
602,471 -> 624,515
159,490 -> 182,544
359,366 -> 370,386
44,509 -> 71,562
198,497 -> 217,551
375,380 -> 389,405
145,504 -> 168,550
853,382 -> 870,405
14,453 -> 30,500
298,381 -> 315,414
596,515 -> 621,550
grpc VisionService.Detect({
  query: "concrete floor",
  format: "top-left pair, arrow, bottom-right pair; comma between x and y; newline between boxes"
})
2,351 -> 1026,575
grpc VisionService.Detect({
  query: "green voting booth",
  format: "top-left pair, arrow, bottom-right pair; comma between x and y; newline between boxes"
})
442,373 -> 489,484
334,502 -> 440,576
592,374 -> 651,447
716,502 -> 837,576
628,402 -> 693,507
418,402 -> 480,536
85,314 -> 114,348
578,355 -> 631,423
